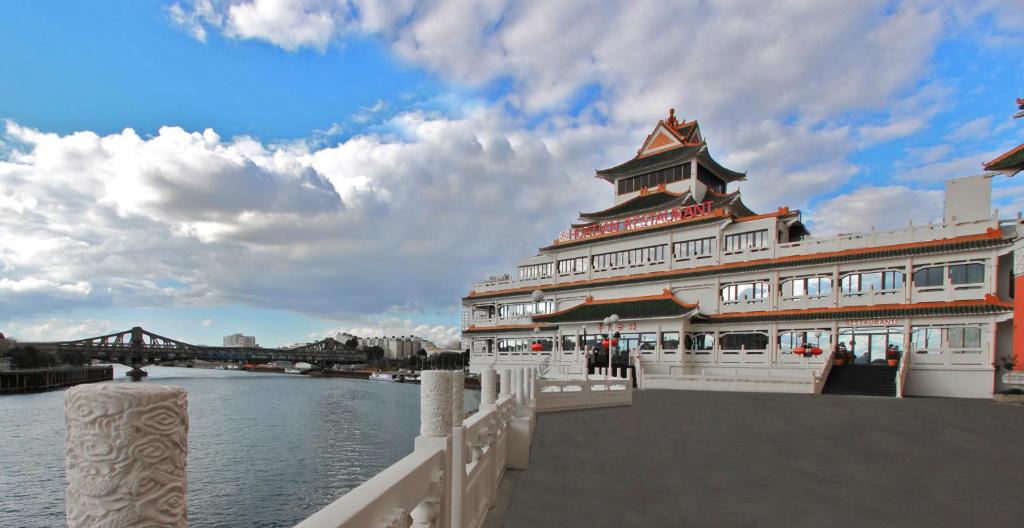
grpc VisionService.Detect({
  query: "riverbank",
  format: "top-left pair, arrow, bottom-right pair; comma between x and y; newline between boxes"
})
0,366 -> 113,394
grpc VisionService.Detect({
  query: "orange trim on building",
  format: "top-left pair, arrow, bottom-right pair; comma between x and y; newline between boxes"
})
549,207 -> 729,248
706,297 -> 1012,321
468,230 -> 1004,300
1014,275 -> 1024,370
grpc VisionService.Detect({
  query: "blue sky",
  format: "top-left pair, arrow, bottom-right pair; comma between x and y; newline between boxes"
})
1,0 -> 1022,346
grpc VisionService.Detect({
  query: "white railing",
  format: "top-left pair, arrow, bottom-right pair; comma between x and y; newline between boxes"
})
535,374 -> 633,413
896,351 -> 911,398
294,363 -> 634,528
296,445 -> 447,528
469,215 -> 998,294
812,348 -> 837,395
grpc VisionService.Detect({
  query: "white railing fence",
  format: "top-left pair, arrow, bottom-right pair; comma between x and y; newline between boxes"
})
62,367 -> 633,528
896,350 -> 911,398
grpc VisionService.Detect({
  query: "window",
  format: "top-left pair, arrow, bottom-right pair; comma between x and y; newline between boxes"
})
912,327 -> 941,354
950,263 -> 984,285
913,267 -> 944,288
639,333 -> 657,352
947,326 -> 982,350
557,257 -> 588,275
778,330 -> 831,353
724,230 -> 768,252
592,245 -> 666,271
517,263 -> 552,280
684,332 -> 714,353
498,300 -> 553,318
616,164 -> 690,195
721,282 -> 769,302
561,335 -> 577,351
783,276 -> 832,297
720,332 -> 769,351
661,332 -> 680,352
842,271 -> 902,293
673,237 -> 716,259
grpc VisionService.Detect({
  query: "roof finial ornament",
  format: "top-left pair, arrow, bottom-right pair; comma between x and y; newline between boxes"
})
667,107 -> 678,127
1015,97 -> 1024,119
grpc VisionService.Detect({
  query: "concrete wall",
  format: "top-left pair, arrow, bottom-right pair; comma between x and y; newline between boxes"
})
905,368 -> 994,399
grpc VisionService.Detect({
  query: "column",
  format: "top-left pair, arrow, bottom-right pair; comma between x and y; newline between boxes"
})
499,369 -> 511,396
481,368 -> 497,405
415,371 -> 452,528
1015,248 -> 1024,370
65,384 -> 188,528
449,370 -> 465,528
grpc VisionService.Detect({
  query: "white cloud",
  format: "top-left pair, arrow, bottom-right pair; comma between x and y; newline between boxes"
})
0,108 -> 597,322
806,185 -> 944,236
321,316 -> 461,348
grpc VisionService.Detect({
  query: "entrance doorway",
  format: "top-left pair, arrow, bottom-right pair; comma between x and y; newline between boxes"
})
837,327 -> 904,366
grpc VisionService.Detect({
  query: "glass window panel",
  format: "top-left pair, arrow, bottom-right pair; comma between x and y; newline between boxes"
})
662,332 -> 680,350
561,335 -> 576,351
862,272 -> 882,291
793,279 -> 806,297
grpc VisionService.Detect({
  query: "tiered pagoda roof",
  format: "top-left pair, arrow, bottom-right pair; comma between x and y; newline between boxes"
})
595,109 -> 745,183
577,187 -> 753,223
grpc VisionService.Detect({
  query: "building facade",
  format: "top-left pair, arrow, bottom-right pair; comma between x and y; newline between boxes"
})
358,336 -> 424,359
463,109 -> 1023,398
223,333 -> 256,348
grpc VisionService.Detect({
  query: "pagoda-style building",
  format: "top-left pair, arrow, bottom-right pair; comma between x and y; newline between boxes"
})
462,108 -> 1020,399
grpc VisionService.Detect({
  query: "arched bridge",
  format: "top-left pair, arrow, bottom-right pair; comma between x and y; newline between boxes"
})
29,327 -> 364,367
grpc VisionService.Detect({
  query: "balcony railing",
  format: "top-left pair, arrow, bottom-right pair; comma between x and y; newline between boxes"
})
468,215 -> 1000,294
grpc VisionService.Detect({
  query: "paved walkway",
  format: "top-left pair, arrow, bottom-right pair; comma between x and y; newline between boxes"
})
503,391 -> 1024,528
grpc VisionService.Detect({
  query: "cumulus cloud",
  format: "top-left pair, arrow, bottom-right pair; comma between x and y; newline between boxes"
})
0,108 -> 599,323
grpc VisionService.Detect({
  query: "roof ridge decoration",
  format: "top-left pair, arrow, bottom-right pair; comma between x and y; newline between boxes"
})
982,98 -> 1024,175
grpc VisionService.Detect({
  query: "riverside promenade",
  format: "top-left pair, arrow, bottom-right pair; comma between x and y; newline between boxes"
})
502,390 -> 1024,528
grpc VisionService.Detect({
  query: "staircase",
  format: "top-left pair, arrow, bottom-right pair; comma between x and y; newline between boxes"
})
822,364 -> 898,397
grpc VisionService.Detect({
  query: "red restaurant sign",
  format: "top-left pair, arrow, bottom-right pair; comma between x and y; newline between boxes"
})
560,201 -> 714,242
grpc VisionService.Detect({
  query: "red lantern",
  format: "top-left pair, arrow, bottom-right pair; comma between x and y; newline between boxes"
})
610,337 -> 619,347
531,342 -> 542,352
602,339 -> 610,349
811,346 -> 823,356
793,346 -> 806,356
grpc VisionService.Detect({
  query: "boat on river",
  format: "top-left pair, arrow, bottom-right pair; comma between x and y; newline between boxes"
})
369,372 -> 404,382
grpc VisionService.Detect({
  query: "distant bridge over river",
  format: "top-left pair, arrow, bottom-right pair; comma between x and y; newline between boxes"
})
25,327 -> 365,368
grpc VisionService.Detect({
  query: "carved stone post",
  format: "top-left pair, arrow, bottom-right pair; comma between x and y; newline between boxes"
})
65,384 -> 188,528
419,370 -> 453,438
527,367 -> 535,401
481,368 -> 497,405
416,370 -> 452,528
512,368 -> 523,406
449,370 -> 465,528
499,369 -> 511,396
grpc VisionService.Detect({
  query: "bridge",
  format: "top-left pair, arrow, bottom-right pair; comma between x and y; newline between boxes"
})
26,326 -> 366,368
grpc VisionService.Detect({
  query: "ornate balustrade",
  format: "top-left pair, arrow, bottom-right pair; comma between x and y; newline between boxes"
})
62,365 -> 634,528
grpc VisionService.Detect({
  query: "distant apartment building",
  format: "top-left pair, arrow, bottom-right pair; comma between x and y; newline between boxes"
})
358,335 -> 425,359
223,333 -> 256,348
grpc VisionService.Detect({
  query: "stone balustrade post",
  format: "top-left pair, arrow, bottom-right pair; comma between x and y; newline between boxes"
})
527,367 -> 536,401
451,370 -> 465,427
449,370 -> 465,528
65,384 -> 189,528
481,368 -> 497,405
499,369 -> 511,396
415,370 -> 453,528
512,368 -> 523,406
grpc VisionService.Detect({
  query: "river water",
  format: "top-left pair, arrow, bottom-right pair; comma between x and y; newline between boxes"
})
0,365 -> 478,527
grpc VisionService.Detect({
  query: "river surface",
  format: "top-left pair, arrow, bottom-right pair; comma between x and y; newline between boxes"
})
0,365 -> 479,527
